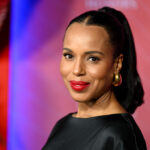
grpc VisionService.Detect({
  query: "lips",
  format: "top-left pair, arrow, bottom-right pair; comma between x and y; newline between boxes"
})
70,80 -> 90,91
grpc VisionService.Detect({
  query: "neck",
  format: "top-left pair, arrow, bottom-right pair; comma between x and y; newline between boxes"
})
74,90 -> 127,118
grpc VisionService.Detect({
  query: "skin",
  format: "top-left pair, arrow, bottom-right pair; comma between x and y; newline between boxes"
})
60,23 -> 126,118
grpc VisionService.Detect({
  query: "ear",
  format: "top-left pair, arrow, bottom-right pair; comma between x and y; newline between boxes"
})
114,54 -> 123,74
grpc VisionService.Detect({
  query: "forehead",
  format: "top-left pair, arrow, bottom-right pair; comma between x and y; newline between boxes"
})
64,23 -> 113,53
65,23 -> 109,40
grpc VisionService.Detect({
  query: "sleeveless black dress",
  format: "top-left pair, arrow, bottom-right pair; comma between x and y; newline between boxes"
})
42,112 -> 147,150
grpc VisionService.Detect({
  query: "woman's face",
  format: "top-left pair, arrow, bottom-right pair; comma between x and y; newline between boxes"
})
60,23 -> 117,103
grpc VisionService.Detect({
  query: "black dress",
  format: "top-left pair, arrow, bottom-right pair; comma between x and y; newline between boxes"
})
42,112 -> 147,150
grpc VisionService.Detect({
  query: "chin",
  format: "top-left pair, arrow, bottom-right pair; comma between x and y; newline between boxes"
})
66,83 -> 95,102
73,98 -> 89,103
71,94 -> 87,102
70,92 -> 92,103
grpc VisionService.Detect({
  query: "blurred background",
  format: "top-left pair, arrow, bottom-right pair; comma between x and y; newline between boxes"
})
0,0 -> 150,149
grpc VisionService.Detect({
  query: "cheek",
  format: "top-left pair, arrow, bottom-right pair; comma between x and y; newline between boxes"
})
60,59 -> 71,78
87,62 -> 114,81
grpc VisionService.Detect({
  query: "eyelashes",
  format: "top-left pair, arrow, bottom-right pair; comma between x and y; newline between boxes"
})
88,57 -> 100,62
63,53 -> 73,60
63,53 -> 100,63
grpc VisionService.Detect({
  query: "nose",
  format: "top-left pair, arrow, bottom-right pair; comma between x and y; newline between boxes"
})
73,58 -> 85,76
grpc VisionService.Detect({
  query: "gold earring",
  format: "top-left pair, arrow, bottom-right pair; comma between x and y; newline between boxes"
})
112,73 -> 122,86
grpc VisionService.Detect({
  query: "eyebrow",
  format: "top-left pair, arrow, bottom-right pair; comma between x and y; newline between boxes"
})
63,48 -> 104,56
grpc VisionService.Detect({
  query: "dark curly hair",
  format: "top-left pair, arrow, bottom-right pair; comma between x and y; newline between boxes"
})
66,7 -> 144,114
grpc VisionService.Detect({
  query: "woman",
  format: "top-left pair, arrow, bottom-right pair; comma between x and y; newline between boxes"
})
42,7 -> 147,150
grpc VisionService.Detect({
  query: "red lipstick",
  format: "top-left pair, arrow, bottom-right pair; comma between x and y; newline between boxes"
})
70,80 -> 90,91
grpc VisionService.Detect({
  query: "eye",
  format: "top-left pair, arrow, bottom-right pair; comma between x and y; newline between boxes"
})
88,56 -> 100,62
63,53 -> 73,60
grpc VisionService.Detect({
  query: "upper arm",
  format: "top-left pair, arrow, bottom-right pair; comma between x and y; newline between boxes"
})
42,114 -> 69,149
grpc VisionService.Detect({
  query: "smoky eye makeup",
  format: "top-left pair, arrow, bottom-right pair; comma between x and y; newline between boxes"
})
87,56 -> 101,64
63,52 -> 73,60
88,56 -> 100,62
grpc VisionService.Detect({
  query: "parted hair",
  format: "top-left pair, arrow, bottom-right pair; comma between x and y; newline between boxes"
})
66,7 -> 144,114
